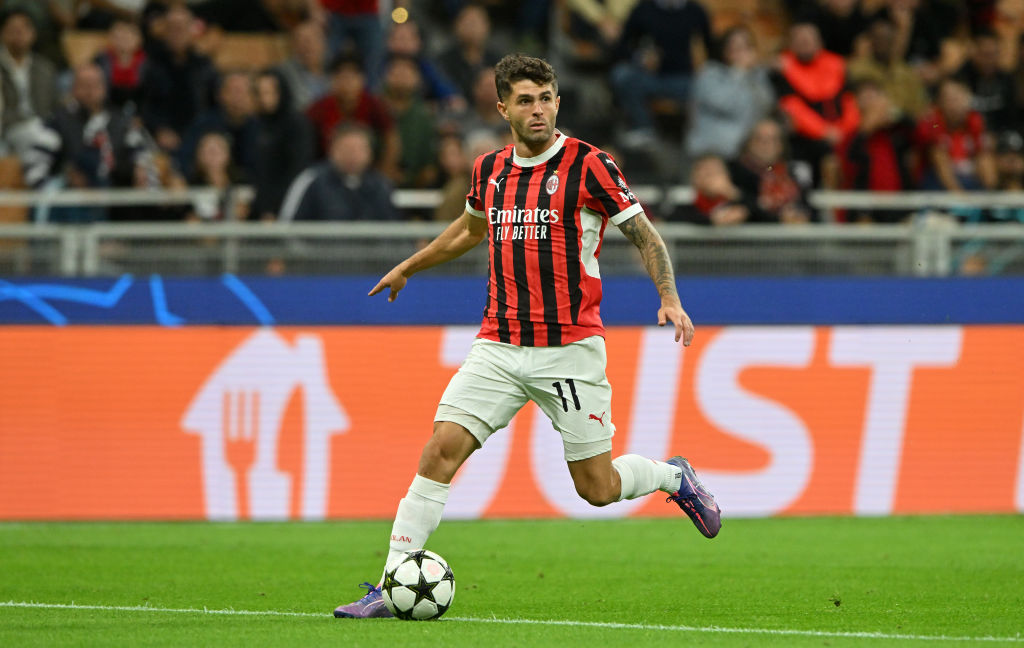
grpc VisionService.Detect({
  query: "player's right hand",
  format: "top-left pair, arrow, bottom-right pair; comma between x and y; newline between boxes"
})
368,267 -> 407,302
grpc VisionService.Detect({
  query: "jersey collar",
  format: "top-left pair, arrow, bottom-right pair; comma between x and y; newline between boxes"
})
512,130 -> 565,167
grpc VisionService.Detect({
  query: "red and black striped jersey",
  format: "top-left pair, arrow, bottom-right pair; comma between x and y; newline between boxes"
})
465,131 -> 643,347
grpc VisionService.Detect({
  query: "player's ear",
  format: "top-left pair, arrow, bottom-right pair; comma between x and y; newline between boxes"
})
496,100 -> 509,121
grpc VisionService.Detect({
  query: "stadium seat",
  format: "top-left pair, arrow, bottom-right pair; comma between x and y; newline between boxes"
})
209,33 -> 290,71
62,31 -> 109,69
0,156 -> 27,225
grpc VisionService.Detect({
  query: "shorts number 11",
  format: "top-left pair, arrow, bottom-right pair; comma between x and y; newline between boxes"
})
552,379 -> 580,412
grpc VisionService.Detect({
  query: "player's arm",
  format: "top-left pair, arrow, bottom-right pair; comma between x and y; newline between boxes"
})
617,213 -> 695,345
369,210 -> 488,302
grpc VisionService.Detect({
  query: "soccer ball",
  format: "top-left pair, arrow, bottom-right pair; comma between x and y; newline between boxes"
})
381,549 -> 455,620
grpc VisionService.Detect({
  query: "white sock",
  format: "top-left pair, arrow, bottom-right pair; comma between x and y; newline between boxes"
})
384,474 -> 450,574
612,455 -> 682,501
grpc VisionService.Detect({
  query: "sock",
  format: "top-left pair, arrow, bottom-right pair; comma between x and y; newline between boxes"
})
383,474 -> 450,576
612,455 -> 682,501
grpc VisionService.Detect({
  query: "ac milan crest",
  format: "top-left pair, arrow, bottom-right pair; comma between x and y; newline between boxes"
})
545,173 -> 559,195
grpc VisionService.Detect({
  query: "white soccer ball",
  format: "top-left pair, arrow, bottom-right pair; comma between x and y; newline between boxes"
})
381,549 -> 456,620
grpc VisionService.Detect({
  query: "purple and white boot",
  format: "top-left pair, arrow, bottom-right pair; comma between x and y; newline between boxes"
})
333,582 -> 394,618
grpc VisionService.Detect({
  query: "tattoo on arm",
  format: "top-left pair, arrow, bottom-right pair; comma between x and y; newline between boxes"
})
618,214 -> 679,301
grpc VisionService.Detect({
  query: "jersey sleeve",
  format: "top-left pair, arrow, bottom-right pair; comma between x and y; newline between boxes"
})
464,153 -> 485,218
582,151 -> 644,225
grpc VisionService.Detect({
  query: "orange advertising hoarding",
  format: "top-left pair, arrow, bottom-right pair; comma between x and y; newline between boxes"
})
1,325 -> 1022,520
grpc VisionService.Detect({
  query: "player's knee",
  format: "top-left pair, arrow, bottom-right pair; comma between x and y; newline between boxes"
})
419,438 -> 457,478
575,482 -> 616,507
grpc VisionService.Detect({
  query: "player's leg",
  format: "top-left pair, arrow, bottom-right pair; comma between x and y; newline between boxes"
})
385,421 -> 479,567
333,421 -> 477,619
564,447 -> 682,506
531,336 -> 721,536
335,340 -> 528,618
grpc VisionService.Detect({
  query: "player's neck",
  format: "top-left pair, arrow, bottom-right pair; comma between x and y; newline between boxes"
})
513,132 -> 559,159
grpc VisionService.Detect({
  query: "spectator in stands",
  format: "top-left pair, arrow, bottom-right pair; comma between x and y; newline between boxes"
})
381,18 -> 462,110
610,0 -> 712,146
915,77 -> 996,191
187,131 -> 248,220
77,0 -> 144,30
956,30 -> 1017,134
140,3 -> 219,155
675,153 -> 748,225
306,51 -> 398,178
870,0 -> 958,88
796,0 -> 870,58
773,21 -> 859,188
380,55 -> 438,189
1015,32 -> 1024,130
456,67 -> 506,140
278,123 -> 397,221
309,0 -> 383,83
565,0 -> 637,59
251,69 -> 314,220
0,9 -> 59,132
989,130 -> 1024,219
178,71 -> 258,179
276,22 -> 330,112
94,18 -> 148,110
685,25 -> 774,160
847,15 -> 929,119
1,0 -> 74,67
952,129 -> 1024,227
33,63 -> 143,222
838,80 -> 916,222
108,150 -> 188,221
728,118 -> 811,224
432,128 -> 500,221
433,133 -> 470,220
437,4 -> 501,104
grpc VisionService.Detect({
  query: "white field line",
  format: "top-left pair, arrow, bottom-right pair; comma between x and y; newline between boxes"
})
1,600 -> 1021,643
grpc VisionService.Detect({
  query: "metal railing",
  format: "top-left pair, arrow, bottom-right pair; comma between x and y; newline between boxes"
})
1,188 -> 1022,277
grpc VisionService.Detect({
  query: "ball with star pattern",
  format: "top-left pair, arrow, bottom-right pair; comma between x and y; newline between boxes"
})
381,550 -> 455,620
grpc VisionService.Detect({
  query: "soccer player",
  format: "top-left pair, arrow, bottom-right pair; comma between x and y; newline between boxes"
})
334,54 -> 721,619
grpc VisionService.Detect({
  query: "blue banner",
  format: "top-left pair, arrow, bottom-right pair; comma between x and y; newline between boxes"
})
0,275 -> 1022,326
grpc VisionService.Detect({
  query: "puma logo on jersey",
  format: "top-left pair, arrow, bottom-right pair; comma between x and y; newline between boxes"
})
588,411 -> 606,427
489,176 -> 505,190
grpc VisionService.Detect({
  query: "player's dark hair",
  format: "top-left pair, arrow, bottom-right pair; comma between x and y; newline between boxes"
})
494,54 -> 557,102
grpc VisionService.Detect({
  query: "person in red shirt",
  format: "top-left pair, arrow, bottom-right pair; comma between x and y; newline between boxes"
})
773,21 -> 860,188
915,77 -> 996,191
93,18 -> 147,109
333,53 -> 721,620
838,80 -> 916,222
306,51 -> 398,178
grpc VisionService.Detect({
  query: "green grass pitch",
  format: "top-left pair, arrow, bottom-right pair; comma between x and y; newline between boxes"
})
1,516 -> 1022,647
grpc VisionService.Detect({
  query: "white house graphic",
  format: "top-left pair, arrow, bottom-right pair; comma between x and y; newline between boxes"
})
181,330 -> 348,520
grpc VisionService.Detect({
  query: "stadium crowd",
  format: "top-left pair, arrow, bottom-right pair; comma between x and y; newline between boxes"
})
0,0 -> 1023,225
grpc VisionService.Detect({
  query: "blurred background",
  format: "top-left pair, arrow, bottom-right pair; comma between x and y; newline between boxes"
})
1,0 -> 1023,523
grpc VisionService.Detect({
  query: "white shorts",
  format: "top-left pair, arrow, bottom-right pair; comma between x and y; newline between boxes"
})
435,335 -> 615,462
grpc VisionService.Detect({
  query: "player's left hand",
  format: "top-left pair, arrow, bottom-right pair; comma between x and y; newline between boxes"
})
658,302 -> 694,346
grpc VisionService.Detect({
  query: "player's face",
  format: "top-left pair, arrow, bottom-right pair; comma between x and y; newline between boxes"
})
498,80 -> 559,149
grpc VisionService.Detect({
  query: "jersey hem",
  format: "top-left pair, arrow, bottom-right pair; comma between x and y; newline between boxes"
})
476,320 -> 605,347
